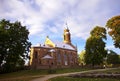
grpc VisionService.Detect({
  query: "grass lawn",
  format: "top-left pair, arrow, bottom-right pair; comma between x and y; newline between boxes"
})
0,77 -> 40,81
48,76 -> 120,81
48,68 -> 120,81
54,67 -> 91,74
0,67 -> 90,81
97,68 -> 120,73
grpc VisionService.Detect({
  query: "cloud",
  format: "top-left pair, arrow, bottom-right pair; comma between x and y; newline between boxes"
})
1,0 -> 120,54
0,0 -> 120,40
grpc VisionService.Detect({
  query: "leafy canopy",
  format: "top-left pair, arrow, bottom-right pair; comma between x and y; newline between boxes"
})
0,19 -> 31,72
85,26 -> 107,66
90,26 -> 106,39
106,15 -> 120,48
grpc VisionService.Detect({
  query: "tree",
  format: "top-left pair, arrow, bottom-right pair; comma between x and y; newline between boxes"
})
85,26 -> 107,67
107,50 -> 120,65
79,50 -> 86,65
106,15 -> 120,48
85,36 -> 107,66
90,26 -> 106,39
0,19 -> 31,73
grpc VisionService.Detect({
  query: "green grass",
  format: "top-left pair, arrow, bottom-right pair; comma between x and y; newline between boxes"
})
87,68 -> 120,74
99,68 -> 120,73
48,76 -> 120,81
0,68 -> 90,81
0,69 -> 47,79
1,68 -> 120,81
48,68 -> 120,81
0,77 -> 39,81
54,68 -> 90,74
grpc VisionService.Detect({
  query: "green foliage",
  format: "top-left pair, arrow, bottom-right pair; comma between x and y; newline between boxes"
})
85,36 -> 107,66
0,19 -> 31,73
106,15 -> 120,48
107,50 -> 120,64
85,26 -> 107,66
90,26 -> 106,40
79,50 -> 86,65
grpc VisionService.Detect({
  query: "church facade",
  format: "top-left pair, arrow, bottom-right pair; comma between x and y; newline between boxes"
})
30,28 -> 78,69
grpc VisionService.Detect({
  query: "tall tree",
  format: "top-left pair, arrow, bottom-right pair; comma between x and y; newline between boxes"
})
0,19 -> 31,72
85,26 -> 107,67
106,15 -> 120,48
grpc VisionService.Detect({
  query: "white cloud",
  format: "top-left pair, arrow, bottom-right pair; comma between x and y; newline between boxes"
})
0,0 -> 120,42
49,27 -> 58,33
1,0 -> 120,54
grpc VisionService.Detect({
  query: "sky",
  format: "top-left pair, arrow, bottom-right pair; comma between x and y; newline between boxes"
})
0,0 -> 120,54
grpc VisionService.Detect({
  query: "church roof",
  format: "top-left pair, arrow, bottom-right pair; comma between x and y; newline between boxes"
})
53,41 -> 76,50
33,43 -> 51,48
33,27 -> 76,51
33,41 -> 76,51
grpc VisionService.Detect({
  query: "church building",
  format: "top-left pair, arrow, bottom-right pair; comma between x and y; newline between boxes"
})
30,27 -> 78,69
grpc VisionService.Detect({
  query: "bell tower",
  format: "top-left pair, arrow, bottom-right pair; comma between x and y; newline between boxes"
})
63,23 -> 71,44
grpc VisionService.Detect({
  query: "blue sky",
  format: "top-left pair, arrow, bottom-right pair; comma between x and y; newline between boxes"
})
0,0 -> 120,54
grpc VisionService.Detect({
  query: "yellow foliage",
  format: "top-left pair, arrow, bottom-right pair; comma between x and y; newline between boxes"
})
79,50 -> 86,65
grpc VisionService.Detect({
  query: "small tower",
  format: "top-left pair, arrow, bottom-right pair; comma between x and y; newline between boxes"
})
63,23 -> 71,44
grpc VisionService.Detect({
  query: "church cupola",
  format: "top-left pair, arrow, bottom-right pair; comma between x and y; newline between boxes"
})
63,24 -> 71,44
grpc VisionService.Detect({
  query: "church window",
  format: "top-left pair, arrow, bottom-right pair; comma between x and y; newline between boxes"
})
64,53 -> 68,65
34,51 -> 38,59
69,52 -> 73,64
58,54 -> 61,62
57,50 -> 61,64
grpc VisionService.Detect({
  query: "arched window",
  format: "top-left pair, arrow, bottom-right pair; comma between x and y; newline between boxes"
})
69,52 -> 73,64
34,51 -> 38,59
64,51 -> 68,65
57,50 -> 61,64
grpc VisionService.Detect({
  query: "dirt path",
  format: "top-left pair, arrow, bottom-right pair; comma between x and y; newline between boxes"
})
31,68 -> 119,81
